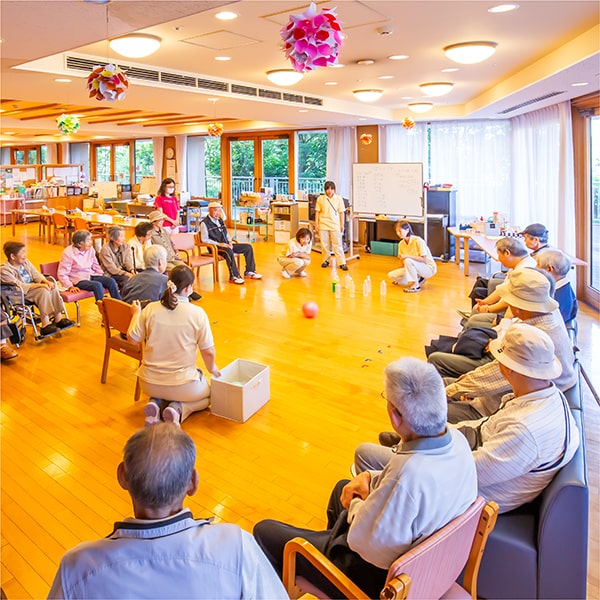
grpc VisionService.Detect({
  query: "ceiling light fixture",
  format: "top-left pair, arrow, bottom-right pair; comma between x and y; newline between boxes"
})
419,82 -> 454,96
572,82 -> 589,87
356,59 -> 375,65
408,102 -> 434,113
109,34 -> 161,58
353,89 -> 383,102
55,78 -> 72,83
215,56 -> 231,61
388,54 -> 409,60
215,11 -> 238,20
444,41 -> 497,64
488,4 -> 519,13
266,69 -> 303,86
441,67 -> 459,73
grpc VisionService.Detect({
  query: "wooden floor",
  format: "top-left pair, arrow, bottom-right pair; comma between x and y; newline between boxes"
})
1,223 -> 598,599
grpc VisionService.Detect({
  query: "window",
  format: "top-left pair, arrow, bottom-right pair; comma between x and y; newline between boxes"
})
205,137 -> 221,197
296,131 -> 327,194
590,116 -> 599,291
134,139 -> 154,184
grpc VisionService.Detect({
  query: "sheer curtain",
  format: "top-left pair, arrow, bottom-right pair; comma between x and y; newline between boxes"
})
326,126 -> 356,198
175,134 -> 188,191
380,123 -> 428,167
186,136 -> 206,196
429,120 -> 511,221
511,102 -> 575,252
151,136 -> 164,190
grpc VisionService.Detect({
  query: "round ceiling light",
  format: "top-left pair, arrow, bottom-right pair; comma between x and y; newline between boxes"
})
444,42 -> 497,64
109,34 -> 161,58
353,89 -> 383,102
266,69 -> 303,86
408,102 -> 434,113
419,82 -> 454,96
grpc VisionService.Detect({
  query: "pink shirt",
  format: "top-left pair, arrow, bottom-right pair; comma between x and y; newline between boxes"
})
154,195 -> 179,226
57,245 -> 104,288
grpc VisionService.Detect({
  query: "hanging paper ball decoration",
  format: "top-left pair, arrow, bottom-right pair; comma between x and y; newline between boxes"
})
360,133 -> 373,146
87,63 -> 129,102
208,123 -> 224,137
56,114 -> 80,135
280,2 -> 344,72
402,117 -> 416,130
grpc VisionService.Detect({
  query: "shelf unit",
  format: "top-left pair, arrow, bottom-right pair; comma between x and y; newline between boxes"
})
272,202 -> 299,244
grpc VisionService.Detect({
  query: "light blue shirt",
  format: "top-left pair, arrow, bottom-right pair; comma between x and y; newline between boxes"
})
48,509 -> 287,599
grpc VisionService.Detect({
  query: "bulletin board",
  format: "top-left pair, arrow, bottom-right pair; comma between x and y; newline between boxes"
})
352,162 -> 424,217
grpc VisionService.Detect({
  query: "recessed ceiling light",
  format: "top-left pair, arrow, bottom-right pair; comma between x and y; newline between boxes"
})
55,78 -> 72,83
572,82 -> 589,87
378,75 -> 395,80
419,82 -> 454,96
441,68 -> 459,73
488,4 -> 519,13
444,42 -> 497,64
93,135 -> 111,139
324,81 -> 338,86
388,54 -> 409,60
356,59 -> 375,66
299,109 -> 309,113
3,132 -> 15,135
215,11 -> 238,20
401,96 -> 412,100
128,118 -> 149,123
215,56 -> 231,61
329,63 -> 345,68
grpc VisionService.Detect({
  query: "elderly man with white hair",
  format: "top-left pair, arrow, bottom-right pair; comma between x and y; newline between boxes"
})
48,424 -> 286,599
254,358 -> 477,599
121,245 -> 168,304
536,248 -> 578,323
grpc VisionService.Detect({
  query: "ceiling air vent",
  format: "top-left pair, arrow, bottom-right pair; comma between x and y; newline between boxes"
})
304,96 -> 323,106
66,55 -> 102,72
197,78 -> 228,92
161,72 -> 196,87
119,64 -> 159,82
259,89 -> 282,100
231,84 -> 258,97
282,93 -> 303,104
497,91 -> 565,115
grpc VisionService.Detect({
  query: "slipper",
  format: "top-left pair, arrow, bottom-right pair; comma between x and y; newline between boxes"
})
403,285 -> 421,293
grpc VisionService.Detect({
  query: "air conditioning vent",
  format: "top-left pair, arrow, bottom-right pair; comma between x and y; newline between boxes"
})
259,89 -> 282,100
304,96 -> 323,106
282,93 -> 303,104
497,91 -> 565,114
119,65 -> 159,82
161,72 -> 196,87
197,78 -> 228,92
231,84 -> 257,97
66,55 -> 102,72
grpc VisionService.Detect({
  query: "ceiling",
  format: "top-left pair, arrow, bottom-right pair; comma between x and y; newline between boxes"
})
1,0 -> 598,145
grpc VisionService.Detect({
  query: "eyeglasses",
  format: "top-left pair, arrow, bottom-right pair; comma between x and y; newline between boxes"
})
380,390 -> 388,400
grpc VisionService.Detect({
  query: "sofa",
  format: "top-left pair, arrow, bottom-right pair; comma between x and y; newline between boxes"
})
477,364 -> 589,599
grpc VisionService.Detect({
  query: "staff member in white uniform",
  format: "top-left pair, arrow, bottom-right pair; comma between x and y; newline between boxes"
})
315,180 -> 348,271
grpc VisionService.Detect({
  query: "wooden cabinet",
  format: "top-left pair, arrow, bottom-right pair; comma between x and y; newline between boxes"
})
272,202 -> 298,244
0,198 -> 19,226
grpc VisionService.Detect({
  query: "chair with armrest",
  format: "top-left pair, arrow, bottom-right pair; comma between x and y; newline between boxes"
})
283,497 -> 498,600
170,232 -> 217,283
193,232 -> 241,283
96,298 -> 142,401
39,261 -> 94,326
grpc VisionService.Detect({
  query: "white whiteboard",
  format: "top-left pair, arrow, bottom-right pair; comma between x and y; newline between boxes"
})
352,162 -> 424,217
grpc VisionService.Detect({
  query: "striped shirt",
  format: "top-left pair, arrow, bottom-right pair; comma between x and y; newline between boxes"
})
445,311 -> 576,416
469,384 -> 579,512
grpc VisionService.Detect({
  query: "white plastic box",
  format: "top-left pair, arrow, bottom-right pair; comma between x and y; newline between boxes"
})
210,359 -> 270,422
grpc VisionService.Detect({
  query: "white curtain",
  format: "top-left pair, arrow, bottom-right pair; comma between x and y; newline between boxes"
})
326,126 -> 356,199
151,136 -> 164,190
429,120 -> 511,222
46,143 -> 59,163
380,123 -> 428,167
186,136 -> 206,196
511,102 -> 575,253
175,135 -> 188,191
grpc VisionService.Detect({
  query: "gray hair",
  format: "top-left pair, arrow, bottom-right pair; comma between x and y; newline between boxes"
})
123,423 -> 196,509
143,244 -> 167,269
107,225 -> 125,242
496,236 -> 529,257
72,229 -> 91,246
384,358 -> 447,437
536,249 -> 571,278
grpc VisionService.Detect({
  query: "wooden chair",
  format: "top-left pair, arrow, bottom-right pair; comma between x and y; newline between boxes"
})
193,232 -> 242,283
73,216 -> 105,250
170,232 -> 218,283
39,261 -> 94,326
283,497 -> 499,600
52,212 -> 74,246
126,203 -> 155,218
96,298 -> 142,401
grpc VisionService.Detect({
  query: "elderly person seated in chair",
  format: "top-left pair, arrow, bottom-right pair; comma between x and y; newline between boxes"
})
127,221 -> 154,272
57,230 -> 121,302
1,241 -> 74,336
121,246 -> 168,304
99,226 -> 135,292
521,222 -> 550,257
253,358 -> 477,599
536,248 -> 577,323
48,424 -> 286,599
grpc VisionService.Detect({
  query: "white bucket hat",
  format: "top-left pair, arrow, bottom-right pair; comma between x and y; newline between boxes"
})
497,268 -> 559,313
489,323 -> 562,379
207,201 -> 222,209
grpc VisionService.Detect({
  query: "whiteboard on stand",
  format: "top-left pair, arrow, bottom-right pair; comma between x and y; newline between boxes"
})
352,162 -> 424,217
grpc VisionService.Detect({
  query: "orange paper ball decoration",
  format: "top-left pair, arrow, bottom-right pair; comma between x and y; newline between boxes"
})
402,117 -> 415,130
360,133 -> 373,146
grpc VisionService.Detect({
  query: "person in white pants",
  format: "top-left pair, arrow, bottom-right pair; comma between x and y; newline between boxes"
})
387,221 -> 436,292
278,227 -> 313,278
315,181 -> 348,271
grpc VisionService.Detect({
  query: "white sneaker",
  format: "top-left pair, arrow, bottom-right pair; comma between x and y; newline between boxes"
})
298,271 -> 307,277
229,277 -> 245,285
245,272 -> 263,280
281,269 -> 291,279
162,406 -> 181,426
144,401 -> 160,427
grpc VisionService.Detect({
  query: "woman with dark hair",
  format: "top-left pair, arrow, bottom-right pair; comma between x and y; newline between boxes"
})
128,265 -> 220,426
387,220 -> 436,292
154,177 -> 180,233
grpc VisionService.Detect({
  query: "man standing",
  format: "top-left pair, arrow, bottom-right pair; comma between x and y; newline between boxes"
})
199,201 -> 262,285
48,424 -> 286,599
315,180 -> 348,270
121,245 -> 168,304
254,358 -> 477,598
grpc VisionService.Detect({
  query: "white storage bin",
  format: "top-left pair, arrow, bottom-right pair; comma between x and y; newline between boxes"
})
211,359 -> 270,423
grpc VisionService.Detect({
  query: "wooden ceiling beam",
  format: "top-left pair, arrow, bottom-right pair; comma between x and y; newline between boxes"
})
1,103 -> 61,117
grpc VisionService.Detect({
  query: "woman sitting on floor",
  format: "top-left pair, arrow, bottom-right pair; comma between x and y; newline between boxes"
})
128,264 -> 221,426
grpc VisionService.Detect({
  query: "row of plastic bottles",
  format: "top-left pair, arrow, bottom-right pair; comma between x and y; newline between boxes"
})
330,263 -> 387,298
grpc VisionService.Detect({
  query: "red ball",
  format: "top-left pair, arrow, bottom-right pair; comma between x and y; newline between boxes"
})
302,301 -> 319,318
